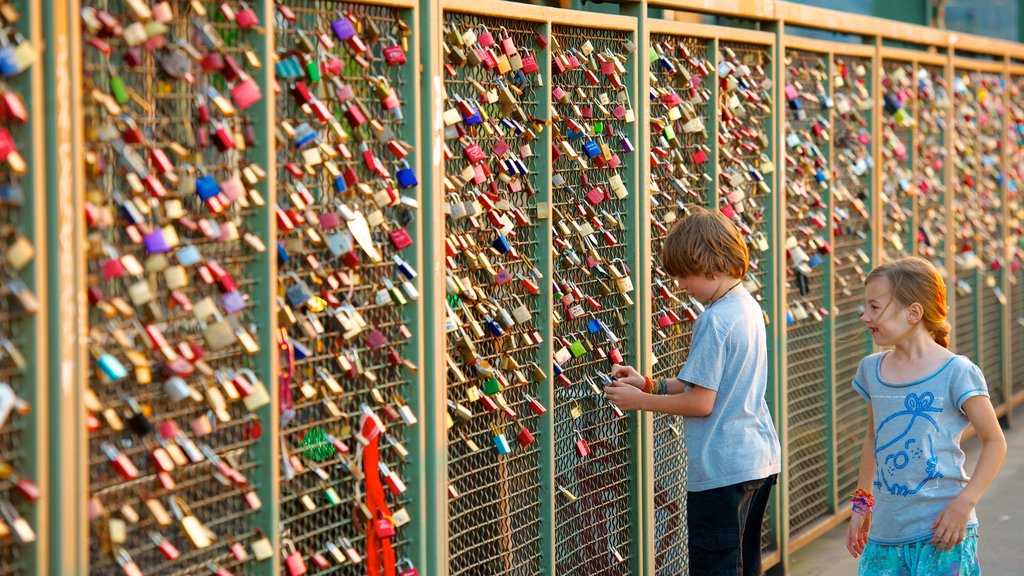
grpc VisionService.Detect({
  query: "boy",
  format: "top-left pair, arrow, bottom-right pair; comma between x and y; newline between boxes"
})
605,206 -> 781,576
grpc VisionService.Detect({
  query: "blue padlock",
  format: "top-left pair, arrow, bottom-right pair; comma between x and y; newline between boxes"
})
274,56 -> 304,79
277,241 -> 290,265
176,245 -> 202,267
492,235 -> 512,254
143,228 -> 170,254
587,319 -> 603,334
293,122 -> 318,148
583,140 -> 601,158
396,162 -> 418,189
485,318 -> 503,338
97,353 -> 128,381
291,339 -> 312,360
0,46 -> 18,77
393,255 -> 417,279
333,174 -> 348,193
195,175 -> 221,201
493,431 -> 511,455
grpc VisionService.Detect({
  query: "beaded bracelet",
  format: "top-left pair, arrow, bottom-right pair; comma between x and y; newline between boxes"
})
657,378 -> 669,395
850,488 -> 874,516
643,376 -> 654,394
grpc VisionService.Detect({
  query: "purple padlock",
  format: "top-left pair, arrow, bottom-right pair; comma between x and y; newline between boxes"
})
331,17 -> 356,40
143,228 -> 170,254
222,290 -> 247,314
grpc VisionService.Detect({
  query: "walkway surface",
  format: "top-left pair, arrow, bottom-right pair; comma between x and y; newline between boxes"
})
788,402 -> 1024,575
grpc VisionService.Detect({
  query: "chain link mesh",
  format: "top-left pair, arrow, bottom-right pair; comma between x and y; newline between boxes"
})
440,12 -> 546,576
550,23 -> 636,576
647,31 -> 714,576
273,2 -> 418,572
783,48 -> 831,537
916,64 -> 950,266
831,53 -> 874,502
719,39 -> 777,557
82,2 -> 270,573
879,60 -> 915,261
0,0 -> 36,571
1008,73 -> 1024,396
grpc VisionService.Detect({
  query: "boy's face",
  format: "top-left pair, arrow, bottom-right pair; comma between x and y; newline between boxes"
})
674,274 -> 722,303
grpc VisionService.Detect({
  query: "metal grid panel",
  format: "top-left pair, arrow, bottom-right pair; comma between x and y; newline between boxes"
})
274,3 -> 418,572
719,39 -> 777,557
879,60 -> 915,261
0,1 -> 38,571
1008,74 -> 1024,395
648,31 -> 714,575
981,276 -> 1004,406
915,64 -> 950,266
783,48 -> 832,536
831,54 -> 874,501
81,2 -> 268,573
440,13 -> 545,576
551,23 -> 636,576
951,67 -> 985,364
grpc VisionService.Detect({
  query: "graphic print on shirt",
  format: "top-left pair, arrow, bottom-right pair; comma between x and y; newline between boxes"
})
874,392 -> 944,496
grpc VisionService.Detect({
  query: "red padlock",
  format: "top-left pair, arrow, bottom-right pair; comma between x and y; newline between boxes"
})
608,348 -> 624,365
283,540 -> 308,576
516,427 -> 535,447
575,432 -> 591,458
376,512 -> 396,538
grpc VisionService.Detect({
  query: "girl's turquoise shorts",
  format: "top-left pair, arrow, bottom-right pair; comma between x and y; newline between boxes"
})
858,527 -> 980,576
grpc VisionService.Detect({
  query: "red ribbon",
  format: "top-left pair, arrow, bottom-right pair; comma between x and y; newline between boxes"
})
362,414 -> 396,576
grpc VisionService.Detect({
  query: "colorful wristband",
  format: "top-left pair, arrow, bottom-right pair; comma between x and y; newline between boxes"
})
850,488 -> 874,516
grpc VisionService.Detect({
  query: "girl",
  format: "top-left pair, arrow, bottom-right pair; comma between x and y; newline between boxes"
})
847,256 -> 1006,575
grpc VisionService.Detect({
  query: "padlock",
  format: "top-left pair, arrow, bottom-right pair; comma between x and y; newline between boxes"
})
398,558 -> 421,576
283,539 -> 307,576
575,431 -> 591,458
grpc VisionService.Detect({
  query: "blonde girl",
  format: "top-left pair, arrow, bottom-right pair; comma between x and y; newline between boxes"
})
847,256 -> 1006,575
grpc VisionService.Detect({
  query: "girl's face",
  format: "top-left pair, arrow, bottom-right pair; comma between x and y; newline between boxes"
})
861,279 -> 914,346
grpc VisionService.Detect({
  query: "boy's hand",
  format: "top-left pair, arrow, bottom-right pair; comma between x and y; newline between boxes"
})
604,380 -> 646,411
846,512 -> 871,558
610,364 -> 644,388
930,495 -> 972,551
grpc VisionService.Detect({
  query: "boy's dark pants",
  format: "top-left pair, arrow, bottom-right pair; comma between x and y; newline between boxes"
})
687,474 -> 777,576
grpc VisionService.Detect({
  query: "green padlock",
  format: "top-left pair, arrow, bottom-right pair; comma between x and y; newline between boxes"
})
324,486 -> 342,505
307,59 -> 321,83
593,121 -> 604,134
482,377 -> 502,396
569,339 -> 586,357
110,74 -> 128,105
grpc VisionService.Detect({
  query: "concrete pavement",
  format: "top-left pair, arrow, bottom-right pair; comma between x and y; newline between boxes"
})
787,402 -> 1024,575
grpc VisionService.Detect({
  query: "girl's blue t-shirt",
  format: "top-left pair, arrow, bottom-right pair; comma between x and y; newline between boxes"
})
852,352 -> 989,544
677,288 -> 781,491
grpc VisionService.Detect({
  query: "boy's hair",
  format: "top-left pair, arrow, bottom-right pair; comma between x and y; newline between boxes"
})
865,256 -> 951,348
661,206 -> 749,280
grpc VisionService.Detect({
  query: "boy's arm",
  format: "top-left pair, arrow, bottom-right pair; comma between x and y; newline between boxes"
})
640,382 -> 715,417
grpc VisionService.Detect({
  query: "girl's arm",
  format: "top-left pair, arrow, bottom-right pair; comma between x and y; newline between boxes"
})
847,406 -> 874,558
930,396 -> 1007,550
640,382 -> 715,416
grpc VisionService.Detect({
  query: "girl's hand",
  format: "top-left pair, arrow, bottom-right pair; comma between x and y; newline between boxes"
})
610,364 -> 642,386
846,512 -> 871,558
930,495 -> 972,551
604,380 -> 646,411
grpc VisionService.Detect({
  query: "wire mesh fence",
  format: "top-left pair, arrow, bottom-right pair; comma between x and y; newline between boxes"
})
783,47 -> 832,537
80,1 -> 272,573
879,59 -> 915,261
0,0 -> 38,572
647,31 -> 715,575
1009,73 -> 1024,396
916,63 -> 950,269
439,11 -> 547,576
831,52 -> 874,504
550,22 -> 637,576
273,2 -> 419,572
719,38 -> 778,557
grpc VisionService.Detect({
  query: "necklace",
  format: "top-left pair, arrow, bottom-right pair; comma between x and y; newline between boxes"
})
707,279 -> 743,308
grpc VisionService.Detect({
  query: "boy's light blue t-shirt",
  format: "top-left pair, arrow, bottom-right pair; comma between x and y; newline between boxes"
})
853,352 -> 988,545
677,288 -> 781,492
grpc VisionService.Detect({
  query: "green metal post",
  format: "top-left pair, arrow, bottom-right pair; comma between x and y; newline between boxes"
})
420,1 -> 448,574
773,22 -> 789,574
44,0 -> 86,572
247,1 -> 278,573
537,19 -> 556,576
